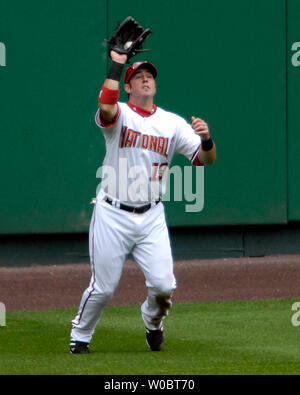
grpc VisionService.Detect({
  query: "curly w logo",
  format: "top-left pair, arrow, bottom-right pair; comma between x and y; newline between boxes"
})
0,42 -> 6,67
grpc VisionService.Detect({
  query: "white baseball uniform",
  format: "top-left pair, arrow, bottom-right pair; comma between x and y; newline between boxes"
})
71,101 -> 202,344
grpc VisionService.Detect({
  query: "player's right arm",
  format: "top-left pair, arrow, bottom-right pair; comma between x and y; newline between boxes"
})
98,51 -> 127,124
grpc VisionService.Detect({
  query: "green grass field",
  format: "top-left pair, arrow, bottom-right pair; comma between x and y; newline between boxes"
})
0,299 -> 300,375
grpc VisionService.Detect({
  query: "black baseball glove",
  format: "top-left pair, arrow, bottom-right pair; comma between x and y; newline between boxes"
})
107,16 -> 152,63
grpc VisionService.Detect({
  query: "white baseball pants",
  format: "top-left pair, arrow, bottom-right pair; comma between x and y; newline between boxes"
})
71,198 -> 176,344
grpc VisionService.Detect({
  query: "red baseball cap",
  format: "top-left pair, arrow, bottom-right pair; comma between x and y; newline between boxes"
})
124,61 -> 158,84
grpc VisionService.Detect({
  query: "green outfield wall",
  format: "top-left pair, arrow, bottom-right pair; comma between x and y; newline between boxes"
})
0,0 -> 299,235
288,0 -> 300,221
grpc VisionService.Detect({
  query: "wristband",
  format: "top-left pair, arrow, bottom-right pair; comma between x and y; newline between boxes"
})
201,137 -> 214,151
107,61 -> 124,82
98,85 -> 120,105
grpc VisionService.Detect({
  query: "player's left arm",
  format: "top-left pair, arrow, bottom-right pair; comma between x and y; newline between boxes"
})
191,116 -> 216,165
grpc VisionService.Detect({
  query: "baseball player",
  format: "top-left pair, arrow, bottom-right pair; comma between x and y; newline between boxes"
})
70,17 -> 216,354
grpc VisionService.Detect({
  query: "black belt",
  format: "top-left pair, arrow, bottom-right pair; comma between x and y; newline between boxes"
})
104,197 -> 160,214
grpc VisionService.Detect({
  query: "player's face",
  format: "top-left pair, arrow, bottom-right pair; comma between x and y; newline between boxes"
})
125,68 -> 157,99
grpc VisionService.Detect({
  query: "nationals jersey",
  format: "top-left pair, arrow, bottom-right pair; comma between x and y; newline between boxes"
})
95,102 -> 202,206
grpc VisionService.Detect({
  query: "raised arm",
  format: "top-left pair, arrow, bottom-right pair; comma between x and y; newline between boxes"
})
99,16 -> 152,125
98,51 -> 127,124
191,116 -> 216,165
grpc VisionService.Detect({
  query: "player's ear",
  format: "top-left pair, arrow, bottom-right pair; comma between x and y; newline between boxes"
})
124,83 -> 131,95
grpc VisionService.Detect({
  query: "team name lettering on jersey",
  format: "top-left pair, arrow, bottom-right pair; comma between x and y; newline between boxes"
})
120,126 -> 169,158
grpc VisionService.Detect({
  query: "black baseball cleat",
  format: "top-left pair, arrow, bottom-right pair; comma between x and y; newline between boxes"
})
70,339 -> 90,354
146,328 -> 164,351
